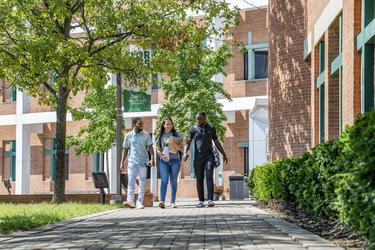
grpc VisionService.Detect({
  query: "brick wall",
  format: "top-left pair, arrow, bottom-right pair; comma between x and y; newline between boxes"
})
325,25 -> 340,141
342,0 -> 362,127
268,0 -> 312,161
223,111 -> 249,175
270,0 -> 365,156
312,45 -> 320,146
0,80 -> 16,115
224,8 -> 268,98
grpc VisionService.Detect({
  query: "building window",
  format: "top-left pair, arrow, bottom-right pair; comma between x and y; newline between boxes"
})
330,15 -> 343,135
244,52 -> 249,80
3,141 -> 16,181
244,147 -> 249,175
10,86 -> 16,102
254,51 -> 268,79
44,139 -> 69,181
239,31 -> 268,81
317,41 -> 325,144
94,152 -> 100,172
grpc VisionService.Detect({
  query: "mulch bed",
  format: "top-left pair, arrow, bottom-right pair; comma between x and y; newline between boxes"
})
251,198 -> 370,250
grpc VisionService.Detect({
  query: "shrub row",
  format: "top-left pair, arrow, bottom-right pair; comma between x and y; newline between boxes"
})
248,110 -> 375,245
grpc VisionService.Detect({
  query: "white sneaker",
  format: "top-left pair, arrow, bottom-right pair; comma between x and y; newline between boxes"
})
136,201 -> 144,209
170,203 -> 177,208
123,201 -> 135,208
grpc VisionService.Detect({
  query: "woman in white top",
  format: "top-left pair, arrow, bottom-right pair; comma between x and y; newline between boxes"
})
156,117 -> 183,208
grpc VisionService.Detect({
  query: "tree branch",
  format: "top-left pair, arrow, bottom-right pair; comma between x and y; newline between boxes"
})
43,82 -> 57,97
0,47 -> 31,72
42,0 -> 64,34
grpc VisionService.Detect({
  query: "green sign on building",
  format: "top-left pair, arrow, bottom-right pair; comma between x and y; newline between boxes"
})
123,89 -> 151,112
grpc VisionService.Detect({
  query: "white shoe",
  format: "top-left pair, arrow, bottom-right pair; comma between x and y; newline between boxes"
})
123,201 -> 135,208
170,203 -> 177,208
136,201 -> 144,209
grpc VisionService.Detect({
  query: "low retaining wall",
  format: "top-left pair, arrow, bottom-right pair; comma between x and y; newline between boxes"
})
0,193 -> 153,207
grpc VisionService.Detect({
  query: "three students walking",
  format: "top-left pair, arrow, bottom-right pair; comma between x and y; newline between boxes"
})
121,112 -> 227,209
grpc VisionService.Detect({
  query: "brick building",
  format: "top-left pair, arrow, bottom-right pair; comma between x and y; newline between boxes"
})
268,0 -> 375,161
0,5 -> 269,198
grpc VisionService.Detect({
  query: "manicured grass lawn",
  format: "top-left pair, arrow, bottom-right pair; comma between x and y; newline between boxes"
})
0,202 -> 122,235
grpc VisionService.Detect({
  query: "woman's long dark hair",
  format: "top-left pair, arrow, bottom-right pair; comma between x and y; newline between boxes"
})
157,117 -> 177,147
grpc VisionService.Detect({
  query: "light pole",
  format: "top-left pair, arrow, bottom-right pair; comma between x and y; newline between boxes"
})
116,73 -> 122,196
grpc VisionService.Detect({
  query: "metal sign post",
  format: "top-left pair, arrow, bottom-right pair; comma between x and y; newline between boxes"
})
92,172 -> 109,204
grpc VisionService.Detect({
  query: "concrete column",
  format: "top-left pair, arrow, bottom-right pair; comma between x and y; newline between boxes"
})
249,114 -> 255,171
150,119 -> 158,197
249,104 -> 268,170
15,91 -> 31,194
107,147 -> 118,194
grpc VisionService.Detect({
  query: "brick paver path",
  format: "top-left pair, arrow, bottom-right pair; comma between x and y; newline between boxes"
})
0,200 -> 343,249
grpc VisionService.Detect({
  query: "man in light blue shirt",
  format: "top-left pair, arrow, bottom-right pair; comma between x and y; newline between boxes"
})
121,117 -> 155,209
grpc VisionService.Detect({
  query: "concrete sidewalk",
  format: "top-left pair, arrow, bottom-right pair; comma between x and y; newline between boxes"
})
0,200 -> 343,249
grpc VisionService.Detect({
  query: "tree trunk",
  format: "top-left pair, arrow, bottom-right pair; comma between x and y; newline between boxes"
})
52,92 -> 68,204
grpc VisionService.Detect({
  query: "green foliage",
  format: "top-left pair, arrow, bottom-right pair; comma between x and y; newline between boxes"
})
249,109 -> 375,244
66,84 -> 124,155
248,160 -> 286,204
0,202 -> 121,235
157,43 -> 233,141
334,111 -> 375,244
0,0 -> 239,105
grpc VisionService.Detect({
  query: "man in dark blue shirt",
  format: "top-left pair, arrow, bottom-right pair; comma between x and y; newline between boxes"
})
183,111 -> 228,208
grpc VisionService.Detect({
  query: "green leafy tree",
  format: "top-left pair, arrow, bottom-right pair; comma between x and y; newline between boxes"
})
157,43 -> 233,141
0,0 -> 238,203
66,84 -> 121,156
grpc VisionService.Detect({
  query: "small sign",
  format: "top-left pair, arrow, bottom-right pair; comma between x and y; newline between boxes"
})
123,89 -> 151,112
92,172 -> 109,189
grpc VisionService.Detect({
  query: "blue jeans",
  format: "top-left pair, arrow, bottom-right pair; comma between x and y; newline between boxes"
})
159,158 -> 180,203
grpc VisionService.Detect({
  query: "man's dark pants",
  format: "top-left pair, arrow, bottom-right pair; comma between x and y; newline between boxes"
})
194,155 -> 214,202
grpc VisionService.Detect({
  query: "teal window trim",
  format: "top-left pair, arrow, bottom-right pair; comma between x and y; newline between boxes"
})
316,71 -> 325,88
43,138 -> 69,181
237,142 -> 249,148
94,152 -> 100,172
319,85 -> 325,144
319,41 -> 325,73
190,140 -> 195,179
330,15 -> 343,134
330,54 -> 342,75
357,0 -> 375,113
238,31 -> 268,80
356,19 -> 375,50
10,86 -> 16,102
318,41 -> 325,144
361,44 -> 375,113
3,141 -> 16,181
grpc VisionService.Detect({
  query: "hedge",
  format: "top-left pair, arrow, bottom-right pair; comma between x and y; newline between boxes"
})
248,110 -> 375,245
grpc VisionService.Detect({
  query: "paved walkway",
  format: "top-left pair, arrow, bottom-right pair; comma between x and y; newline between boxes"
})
0,200 -> 343,250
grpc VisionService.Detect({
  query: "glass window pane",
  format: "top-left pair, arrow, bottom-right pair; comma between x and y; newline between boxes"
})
244,52 -> 248,80
255,51 -> 268,79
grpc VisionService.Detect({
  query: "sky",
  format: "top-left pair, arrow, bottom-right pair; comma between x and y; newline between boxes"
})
227,0 -> 268,9
187,0 -> 268,17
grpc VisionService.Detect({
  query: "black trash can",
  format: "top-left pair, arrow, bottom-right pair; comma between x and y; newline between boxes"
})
229,174 -> 244,200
